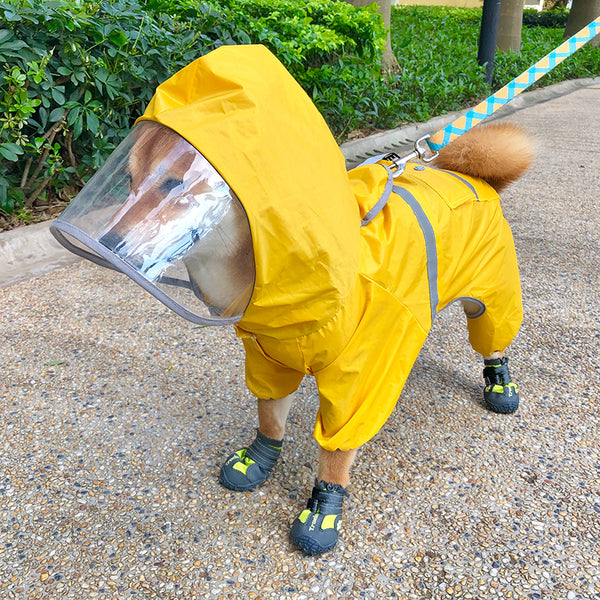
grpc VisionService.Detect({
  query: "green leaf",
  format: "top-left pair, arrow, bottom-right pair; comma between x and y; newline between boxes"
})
51,88 -> 65,105
49,108 -> 65,122
67,106 -> 82,126
2,11 -> 21,23
108,29 -> 128,47
0,143 -> 23,161
86,111 -> 99,135
73,117 -> 83,139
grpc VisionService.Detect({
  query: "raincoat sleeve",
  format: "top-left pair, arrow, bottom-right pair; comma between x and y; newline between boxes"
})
235,326 -> 305,400
312,276 -> 429,452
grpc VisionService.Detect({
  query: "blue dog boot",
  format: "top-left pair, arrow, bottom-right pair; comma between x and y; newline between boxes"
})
483,357 -> 520,414
290,480 -> 347,555
220,430 -> 282,491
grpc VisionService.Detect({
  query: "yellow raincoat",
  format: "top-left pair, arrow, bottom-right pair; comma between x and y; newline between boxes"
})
138,45 -> 522,452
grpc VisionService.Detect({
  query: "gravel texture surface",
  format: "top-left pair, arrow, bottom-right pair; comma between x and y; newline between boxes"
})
1,82 -> 599,599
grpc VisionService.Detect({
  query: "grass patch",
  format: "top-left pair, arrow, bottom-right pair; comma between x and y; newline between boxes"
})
389,5 -> 599,126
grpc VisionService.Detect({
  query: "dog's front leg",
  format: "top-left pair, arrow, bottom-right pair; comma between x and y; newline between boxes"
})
317,447 -> 357,487
219,394 -> 294,491
290,447 -> 357,555
257,395 -> 294,440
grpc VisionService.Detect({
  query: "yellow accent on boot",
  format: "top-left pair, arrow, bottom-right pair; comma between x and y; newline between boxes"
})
232,458 -> 255,475
298,509 -> 311,524
487,382 -> 519,394
321,514 -> 339,530
225,449 -> 246,466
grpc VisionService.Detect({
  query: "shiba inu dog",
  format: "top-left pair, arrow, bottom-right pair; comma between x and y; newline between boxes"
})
51,45 -> 533,556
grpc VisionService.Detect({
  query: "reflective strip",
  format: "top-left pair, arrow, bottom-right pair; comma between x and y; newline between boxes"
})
428,166 -> 479,200
361,164 -> 394,227
392,185 -> 439,324
444,296 -> 487,319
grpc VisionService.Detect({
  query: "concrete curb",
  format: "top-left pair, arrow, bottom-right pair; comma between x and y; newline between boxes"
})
0,220 -> 80,288
1,77 -> 598,289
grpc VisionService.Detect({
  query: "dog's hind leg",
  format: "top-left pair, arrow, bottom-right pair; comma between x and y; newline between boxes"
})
219,394 -> 294,491
290,447 -> 357,555
461,219 -> 523,414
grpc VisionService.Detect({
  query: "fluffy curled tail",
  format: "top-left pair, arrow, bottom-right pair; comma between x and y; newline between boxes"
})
431,123 -> 534,192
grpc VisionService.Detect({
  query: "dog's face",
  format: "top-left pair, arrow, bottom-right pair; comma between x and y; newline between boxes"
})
99,122 -> 254,317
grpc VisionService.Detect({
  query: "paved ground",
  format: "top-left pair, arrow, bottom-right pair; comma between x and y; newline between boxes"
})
1,81 -> 599,600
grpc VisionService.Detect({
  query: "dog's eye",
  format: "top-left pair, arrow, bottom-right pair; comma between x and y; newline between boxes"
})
160,178 -> 183,194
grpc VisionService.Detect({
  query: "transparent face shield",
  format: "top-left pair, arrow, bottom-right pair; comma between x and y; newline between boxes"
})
50,122 -> 255,325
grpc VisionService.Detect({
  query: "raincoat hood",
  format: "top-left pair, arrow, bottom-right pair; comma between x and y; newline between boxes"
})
137,44 -> 361,337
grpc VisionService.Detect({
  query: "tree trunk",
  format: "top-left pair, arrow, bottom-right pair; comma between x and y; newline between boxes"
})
342,0 -> 400,72
496,0 -> 525,52
564,0 -> 600,47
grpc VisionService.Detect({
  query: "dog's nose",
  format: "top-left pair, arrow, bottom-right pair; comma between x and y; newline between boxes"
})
99,231 -> 123,250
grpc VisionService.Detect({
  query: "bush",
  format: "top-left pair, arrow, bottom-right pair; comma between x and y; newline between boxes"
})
0,0 -> 385,217
523,8 -> 569,29
0,0 -> 209,215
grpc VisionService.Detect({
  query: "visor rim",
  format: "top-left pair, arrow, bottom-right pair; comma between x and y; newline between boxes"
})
50,219 -> 243,327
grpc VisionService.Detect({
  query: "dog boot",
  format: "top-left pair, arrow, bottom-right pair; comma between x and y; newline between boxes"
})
483,357 -> 520,414
290,480 -> 347,555
219,430 -> 282,491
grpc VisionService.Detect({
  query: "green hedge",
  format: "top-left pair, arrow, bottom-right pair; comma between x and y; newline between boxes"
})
0,0 -> 385,216
522,8 -> 569,29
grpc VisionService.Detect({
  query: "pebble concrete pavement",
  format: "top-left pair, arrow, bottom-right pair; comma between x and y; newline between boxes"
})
0,79 -> 599,600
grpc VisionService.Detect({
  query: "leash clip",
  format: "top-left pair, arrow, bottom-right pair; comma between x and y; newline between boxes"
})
380,135 -> 438,175
380,151 -> 409,175
413,134 -> 438,162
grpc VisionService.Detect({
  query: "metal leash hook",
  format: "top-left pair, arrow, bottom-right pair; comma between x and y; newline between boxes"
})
379,134 -> 439,176
414,135 -> 439,162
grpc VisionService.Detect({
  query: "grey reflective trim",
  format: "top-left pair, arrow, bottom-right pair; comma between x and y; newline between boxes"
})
443,297 -> 487,319
360,164 -> 394,227
392,185 -> 439,324
50,220 -> 242,327
356,153 -> 389,166
428,166 -> 480,200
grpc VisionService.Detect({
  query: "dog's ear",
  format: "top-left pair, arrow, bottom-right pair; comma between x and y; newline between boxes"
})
432,123 -> 535,192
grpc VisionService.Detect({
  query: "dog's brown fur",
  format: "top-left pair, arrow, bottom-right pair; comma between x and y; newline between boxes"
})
432,123 -> 534,192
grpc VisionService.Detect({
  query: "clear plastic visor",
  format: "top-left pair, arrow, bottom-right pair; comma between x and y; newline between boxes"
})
50,122 -> 255,325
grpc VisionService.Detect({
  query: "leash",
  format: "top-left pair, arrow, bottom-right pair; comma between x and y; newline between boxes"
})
383,14 -> 600,171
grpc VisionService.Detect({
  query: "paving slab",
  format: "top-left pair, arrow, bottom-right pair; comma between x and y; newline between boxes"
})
0,80 -> 599,599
